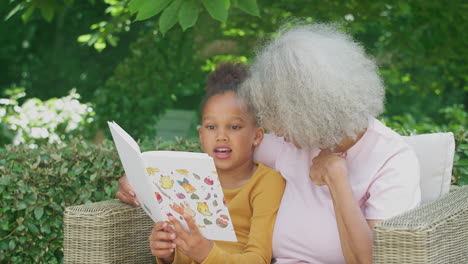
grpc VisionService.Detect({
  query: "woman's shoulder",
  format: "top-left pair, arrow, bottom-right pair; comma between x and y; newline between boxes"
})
367,118 -> 413,151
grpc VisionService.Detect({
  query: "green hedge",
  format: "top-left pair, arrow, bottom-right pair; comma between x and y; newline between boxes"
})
0,128 -> 466,263
0,137 -> 201,263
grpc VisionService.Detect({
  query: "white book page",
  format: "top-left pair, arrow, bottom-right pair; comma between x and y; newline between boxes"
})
142,151 -> 237,242
108,121 -> 163,222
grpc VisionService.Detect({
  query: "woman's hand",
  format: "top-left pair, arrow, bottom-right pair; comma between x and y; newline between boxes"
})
309,150 -> 348,186
149,222 -> 176,263
169,215 -> 214,263
115,174 -> 140,206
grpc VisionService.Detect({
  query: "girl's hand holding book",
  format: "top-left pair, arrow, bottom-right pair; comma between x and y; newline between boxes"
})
115,174 -> 140,207
149,221 -> 176,263
169,214 -> 214,263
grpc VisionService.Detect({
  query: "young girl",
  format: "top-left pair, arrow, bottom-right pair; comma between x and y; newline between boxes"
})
149,63 -> 285,264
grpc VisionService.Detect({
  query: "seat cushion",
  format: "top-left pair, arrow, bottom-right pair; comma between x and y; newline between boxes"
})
403,133 -> 455,204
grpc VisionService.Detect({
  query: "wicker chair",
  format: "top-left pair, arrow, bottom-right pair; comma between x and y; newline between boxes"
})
63,133 -> 468,263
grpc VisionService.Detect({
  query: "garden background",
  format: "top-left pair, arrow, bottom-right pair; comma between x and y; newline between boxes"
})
0,0 -> 466,262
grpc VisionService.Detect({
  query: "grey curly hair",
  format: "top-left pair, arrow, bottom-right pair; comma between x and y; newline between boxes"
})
240,22 -> 385,149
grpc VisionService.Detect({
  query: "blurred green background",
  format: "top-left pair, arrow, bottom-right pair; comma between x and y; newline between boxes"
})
1,0 -> 466,182
0,1 -> 467,262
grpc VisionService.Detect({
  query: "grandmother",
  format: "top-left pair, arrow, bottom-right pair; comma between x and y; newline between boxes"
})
240,23 -> 421,264
116,22 -> 421,264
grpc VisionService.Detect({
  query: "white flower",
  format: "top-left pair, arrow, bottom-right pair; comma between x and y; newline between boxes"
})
344,14 -> 354,21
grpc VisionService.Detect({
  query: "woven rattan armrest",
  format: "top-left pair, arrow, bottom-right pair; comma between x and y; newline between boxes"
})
63,199 -> 154,264
373,185 -> 468,263
63,187 -> 467,264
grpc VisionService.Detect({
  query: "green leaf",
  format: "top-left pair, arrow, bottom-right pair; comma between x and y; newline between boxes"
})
40,224 -> 51,234
21,5 -> 36,23
94,41 -> 107,52
159,0 -> 183,35
9,240 -> 16,251
455,159 -> 468,166
77,34 -> 92,43
34,207 -> 44,220
26,222 -> 39,234
133,0 -> 173,21
201,0 -> 229,23
16,202 -> 27,210
178,0 -> 200,31
40,5 -> 54,22
5,4 -> 23,21
235,0 -> 259,16
128,0 -> 144,14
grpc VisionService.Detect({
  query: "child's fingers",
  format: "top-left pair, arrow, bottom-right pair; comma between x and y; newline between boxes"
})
150,248 -> 174,258
173,235 -> 188,251
184,214 -> 201,236
151,222 -> 168,235
151,240 -> 176,250
169,216 -> 190,240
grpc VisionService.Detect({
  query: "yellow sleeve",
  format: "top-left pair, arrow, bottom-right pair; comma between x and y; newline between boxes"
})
156,249 -> 193,264
201,171 -> 285,264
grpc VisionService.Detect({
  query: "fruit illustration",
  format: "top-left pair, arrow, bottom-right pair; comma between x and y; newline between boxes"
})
192,173 -> 201,180
146,167 -> 160,176
216,215 -> 229,228
160,175 -> 174,189
197,202 -> 213,216
176,193 -> 186,199
177,178 -> 196,193
190,193 -> 199,199
155,192 -> 163,203
176,169 -> 189,176
204,177 -> 214,185
203,218 -> 213,225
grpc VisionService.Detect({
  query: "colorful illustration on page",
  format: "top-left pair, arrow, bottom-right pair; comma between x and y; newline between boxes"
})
147,167 -> 233,232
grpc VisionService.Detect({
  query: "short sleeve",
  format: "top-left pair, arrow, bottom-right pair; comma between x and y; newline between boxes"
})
365,147 -> 422,220
254,134 -> 283,169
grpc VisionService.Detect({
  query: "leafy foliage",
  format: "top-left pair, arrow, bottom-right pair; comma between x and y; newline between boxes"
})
0,137 -> 202,263
93,26 -> 206,139
384,105 -> 468,186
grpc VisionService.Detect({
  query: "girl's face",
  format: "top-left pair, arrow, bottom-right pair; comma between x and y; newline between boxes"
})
199,92 -> 264,173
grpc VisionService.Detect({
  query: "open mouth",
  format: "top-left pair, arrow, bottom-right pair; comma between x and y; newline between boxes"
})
214,147 -> 232,159
214,148 -> 232,153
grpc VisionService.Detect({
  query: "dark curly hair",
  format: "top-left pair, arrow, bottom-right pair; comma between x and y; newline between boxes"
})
201,62 -> 248,109
206,62 -> 247,95
200,62 -> 258,125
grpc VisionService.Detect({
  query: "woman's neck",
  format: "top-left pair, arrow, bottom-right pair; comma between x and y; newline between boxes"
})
218,161 -> 257,190
334,130 -> 366,153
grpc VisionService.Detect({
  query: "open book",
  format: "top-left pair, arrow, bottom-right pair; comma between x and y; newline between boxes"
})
108,121 -> 237,242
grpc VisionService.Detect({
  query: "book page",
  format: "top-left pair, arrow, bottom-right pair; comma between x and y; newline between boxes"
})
142,151 -> 237,242
108,121 -> 163,222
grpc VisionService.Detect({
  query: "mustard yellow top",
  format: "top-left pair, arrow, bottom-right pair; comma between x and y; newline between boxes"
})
157,163 -> 285,264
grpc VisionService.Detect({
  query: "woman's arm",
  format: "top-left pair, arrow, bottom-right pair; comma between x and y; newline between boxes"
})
309,150 -> 374,264
310,148 -> 420,264
327,177 -> 375,264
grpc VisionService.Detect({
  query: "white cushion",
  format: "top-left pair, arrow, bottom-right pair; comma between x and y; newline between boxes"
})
403,133 -> 455,204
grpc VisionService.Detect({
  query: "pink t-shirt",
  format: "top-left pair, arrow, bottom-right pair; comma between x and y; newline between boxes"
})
254,118 -> 421,264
